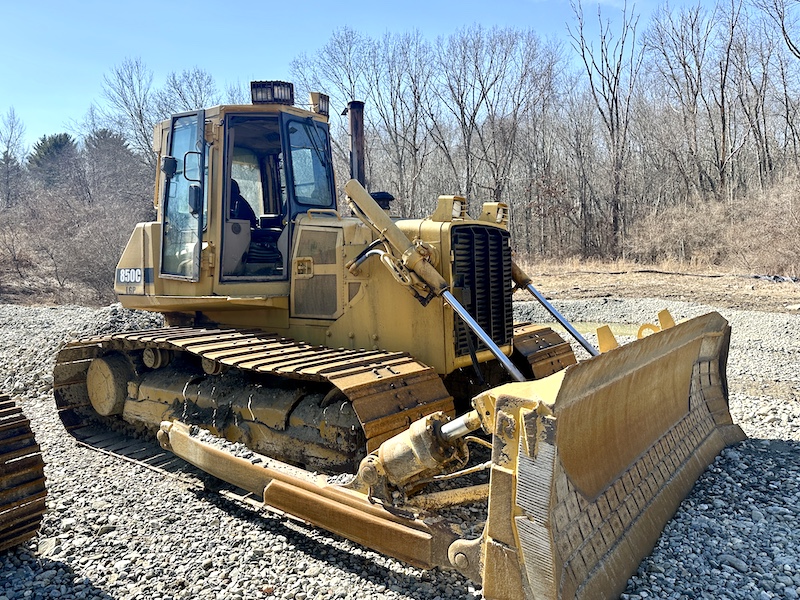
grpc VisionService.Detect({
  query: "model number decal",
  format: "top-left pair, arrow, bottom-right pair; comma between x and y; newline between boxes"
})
117,268 -> 143,284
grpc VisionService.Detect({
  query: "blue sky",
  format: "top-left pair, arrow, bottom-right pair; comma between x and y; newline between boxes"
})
1,0 -> 657,150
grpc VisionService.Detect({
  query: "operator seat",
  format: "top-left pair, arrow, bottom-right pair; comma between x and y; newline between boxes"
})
230,179 -> 257,228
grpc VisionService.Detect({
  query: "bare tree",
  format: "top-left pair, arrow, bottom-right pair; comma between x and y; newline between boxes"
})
154,68 -> 222,116
731,11 -> 778,188
224,80 -> 250,105
471,30 -> 559,204
100,58 -> 158,169
319,27 -> 371,105
645,2 -> 716,201
0,108 -> 27,208
429,25 -> 493,204
559,83 -> 605,257
365,31 -> 436,215
505,42 -> 569,256
290,27 -> 373,194
772,43 -> 800,169
703,0 -> 746,203
0,215 -> 31,278
100,59 -> 241,173
570,0 -> 644,257
753,0 -> 800,58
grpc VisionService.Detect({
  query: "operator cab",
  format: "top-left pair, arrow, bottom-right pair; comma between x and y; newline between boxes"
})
157,81 -> 336,285
222,98 -> 336,281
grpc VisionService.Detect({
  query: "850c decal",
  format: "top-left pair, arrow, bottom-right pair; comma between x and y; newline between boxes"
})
117,268 -> 142,283
115,267 -> 152,295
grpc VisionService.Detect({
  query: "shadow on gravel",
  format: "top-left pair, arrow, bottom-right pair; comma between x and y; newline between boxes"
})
624,438 -> 800,599
0,544 -> 114,599
195,488 -> 479,598
754,438 -> 800,456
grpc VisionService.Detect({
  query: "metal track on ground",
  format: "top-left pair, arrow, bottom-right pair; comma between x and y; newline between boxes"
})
0,396 -> 46,551
54,327 -> 455,452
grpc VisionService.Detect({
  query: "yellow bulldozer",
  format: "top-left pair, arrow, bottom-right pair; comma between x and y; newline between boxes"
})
53,81 -> 744,599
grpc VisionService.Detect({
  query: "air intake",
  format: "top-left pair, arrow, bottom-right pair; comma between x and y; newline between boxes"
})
451,225 -> 513,356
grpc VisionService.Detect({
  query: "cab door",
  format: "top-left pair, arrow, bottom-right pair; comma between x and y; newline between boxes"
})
160,111 -> 206,280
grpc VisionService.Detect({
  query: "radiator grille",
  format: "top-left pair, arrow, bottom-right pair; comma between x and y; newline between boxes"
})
451,225 -> 513,357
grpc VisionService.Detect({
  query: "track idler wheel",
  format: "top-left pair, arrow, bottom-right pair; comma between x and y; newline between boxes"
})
86,354 -> 134,416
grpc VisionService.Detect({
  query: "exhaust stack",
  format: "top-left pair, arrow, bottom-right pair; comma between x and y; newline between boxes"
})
348,100 -> 366,186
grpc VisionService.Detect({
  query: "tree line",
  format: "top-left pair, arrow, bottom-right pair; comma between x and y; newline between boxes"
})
1,0 -> 799,304
0,64 -> 247,303
292,0 -> 800,275
0,117 -> 153,302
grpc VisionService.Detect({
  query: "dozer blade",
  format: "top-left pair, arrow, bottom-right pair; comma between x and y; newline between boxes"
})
472,311 -> 745,600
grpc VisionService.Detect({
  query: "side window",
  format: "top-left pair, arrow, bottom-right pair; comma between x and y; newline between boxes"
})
285,119 -> 335,209
161,112 -> 205,280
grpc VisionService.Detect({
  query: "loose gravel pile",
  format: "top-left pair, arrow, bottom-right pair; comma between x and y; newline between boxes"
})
0,298 -> 797,600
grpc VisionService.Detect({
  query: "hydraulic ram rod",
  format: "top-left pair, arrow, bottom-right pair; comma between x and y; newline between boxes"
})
442,290 -> 527,382
512,262 -> 599,357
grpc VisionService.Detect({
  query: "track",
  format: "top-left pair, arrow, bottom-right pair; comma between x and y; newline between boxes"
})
50,324 -> 573,516
53,327 -> 455,454
0,396 -> 46,552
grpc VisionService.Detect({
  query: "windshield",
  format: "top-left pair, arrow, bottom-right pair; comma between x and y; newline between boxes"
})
285,118 -> 335,209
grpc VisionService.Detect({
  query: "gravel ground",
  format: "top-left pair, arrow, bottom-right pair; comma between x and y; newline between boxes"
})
0,298 -> 798,600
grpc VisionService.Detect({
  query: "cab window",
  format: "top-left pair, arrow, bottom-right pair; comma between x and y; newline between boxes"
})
285,118 -> 335,210
161,111 -> 205,280
231,148 -> 263,217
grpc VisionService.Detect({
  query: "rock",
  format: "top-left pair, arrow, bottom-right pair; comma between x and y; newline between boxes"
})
719,554 -> 749,573
96,525 -> 116,535
37,538 -> 60,557
113,559 -> 131,572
